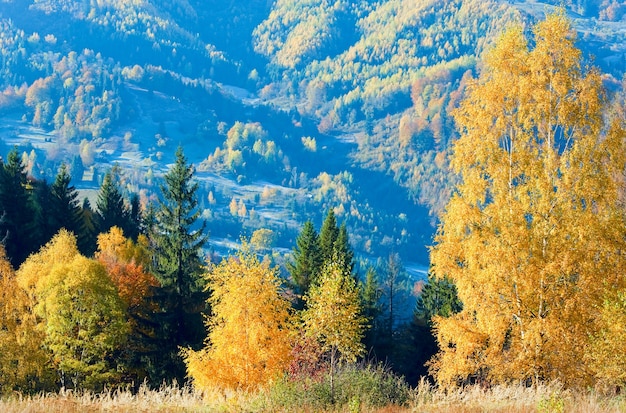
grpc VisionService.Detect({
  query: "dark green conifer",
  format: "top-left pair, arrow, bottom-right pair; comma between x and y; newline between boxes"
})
333,222 -> 354,273
78,197 -> 98,256
414,274 -> 462,322
126,192 -> 141,241
154,146 -> 207,299
319,209 -> 339,262
360,266 -> 383,352
151,146 -> 208,383
50,163 -> 82,235
402,274 -> 462,383
287,220 -> 322,297
32,178 -> 55,247
95,168 -> 129,234
0,147 -> 38,266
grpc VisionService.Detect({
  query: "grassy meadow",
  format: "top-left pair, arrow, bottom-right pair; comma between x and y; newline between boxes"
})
1,378 -> 625,412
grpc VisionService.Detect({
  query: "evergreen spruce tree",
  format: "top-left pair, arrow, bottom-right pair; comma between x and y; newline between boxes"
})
333,222 -> 354,273
33,179 -> 56,248
0,147 -> 38,266
287,220 -> 322,298
152,146 -> 208,383
126,193 -> 141,241
141,201 -> 158,270
50,163 -> 82,235
78,198 -> 98,256
95,169 -> 130,235
404,274 -> 462,383
319,209 -> 339,262
360,266 -> 383,354
415,275 -> 462,322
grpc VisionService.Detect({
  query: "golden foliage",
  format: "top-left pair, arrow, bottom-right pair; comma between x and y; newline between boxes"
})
430,12 -> 626,388
184,248 -> 293,391
303,257 -> 366,365
17,228 -> 80,293
17,230 -> 129,390
587,292 -> 626,387
0,245 -> 51,393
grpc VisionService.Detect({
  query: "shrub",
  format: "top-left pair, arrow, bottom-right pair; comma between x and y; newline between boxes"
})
265,363 -> 410,411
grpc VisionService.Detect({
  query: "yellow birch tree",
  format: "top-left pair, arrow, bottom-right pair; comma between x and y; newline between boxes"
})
430,12 -> 626,388
184,247 -> 293,391
17,230 -> 129,390
303,255 -> 367,401
0,245 -> 52,393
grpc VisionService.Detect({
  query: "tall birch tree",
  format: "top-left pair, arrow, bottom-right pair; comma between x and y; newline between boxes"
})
430,12 -> 626,388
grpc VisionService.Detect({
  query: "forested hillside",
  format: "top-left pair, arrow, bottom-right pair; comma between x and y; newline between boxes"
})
0,0 -> 623,267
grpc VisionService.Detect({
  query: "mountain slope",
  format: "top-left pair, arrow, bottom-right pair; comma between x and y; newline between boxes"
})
0,0 -> 622,271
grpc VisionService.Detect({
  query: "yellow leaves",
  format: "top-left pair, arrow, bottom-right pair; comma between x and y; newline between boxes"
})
587,292 -> 626,387
0,245 -> 50,393
431,12 -> 626,388
16,230 -> 129,390
302,257 -> 366,364
184,248 -> 293,391
17,229 -> 80,292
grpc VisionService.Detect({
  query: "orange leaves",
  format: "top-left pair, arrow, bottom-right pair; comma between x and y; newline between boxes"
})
96,227 -> 158,308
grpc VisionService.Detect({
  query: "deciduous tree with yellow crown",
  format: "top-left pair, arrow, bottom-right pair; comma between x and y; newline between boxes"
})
429,12 -> 626,388
183,246 -> 293,391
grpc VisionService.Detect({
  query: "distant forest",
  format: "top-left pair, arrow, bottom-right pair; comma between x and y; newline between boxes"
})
0,0 -> 623,266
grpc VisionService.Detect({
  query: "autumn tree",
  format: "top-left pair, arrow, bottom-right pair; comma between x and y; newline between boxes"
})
96,227 -> 156,306
250,228 -> 276,251
429,13 -> 626,388
38,255 -> 129,390
0,245 -> 52,393
17,230 -> 129,390
303,255 -> 367,401
584,79 -> 626,389
587,291 -> 626,388
184,247 -> 293,391
151,146 -> 208,382
95,227 -> 160,383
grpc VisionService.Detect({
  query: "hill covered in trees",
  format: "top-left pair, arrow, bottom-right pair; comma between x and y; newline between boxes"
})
0,0 -> 623,268
2,1 -> 626,407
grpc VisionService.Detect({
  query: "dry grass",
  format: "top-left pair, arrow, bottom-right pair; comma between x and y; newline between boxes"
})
1,381 -> 624,412
410,379 -> 626,413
